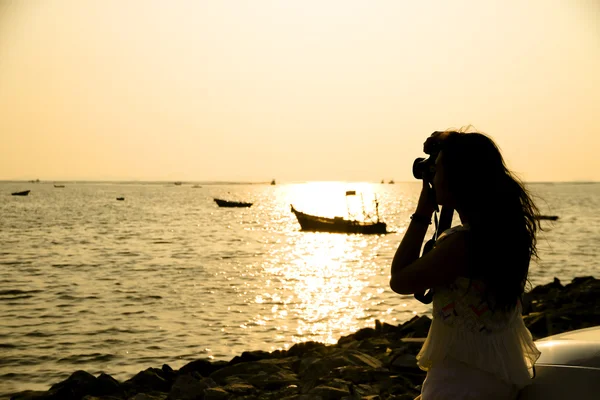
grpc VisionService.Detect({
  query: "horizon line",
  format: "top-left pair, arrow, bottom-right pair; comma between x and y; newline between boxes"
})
1,179 -> 598,185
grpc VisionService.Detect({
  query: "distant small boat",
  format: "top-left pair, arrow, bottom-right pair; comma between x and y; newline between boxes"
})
214,198 -> 253,208
116,197 -> 125,201
536,215 -> 559,221
271,179 -> 276,185
388,180 -> 395,184
54,185 -> 65,188
11,190 -> 30,196
174,182 -> 182,186
381,179 -> 385,184
191,185 -> 202,188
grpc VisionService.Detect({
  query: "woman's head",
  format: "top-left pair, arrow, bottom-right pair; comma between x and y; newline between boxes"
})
432,131 -> 511,212
431,129 -> 540,310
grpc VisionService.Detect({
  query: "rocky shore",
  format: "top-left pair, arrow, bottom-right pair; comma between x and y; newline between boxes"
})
10,276 -> 600,400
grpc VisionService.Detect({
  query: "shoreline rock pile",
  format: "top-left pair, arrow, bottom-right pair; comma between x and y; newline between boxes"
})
11,276 -> 600,400
522,276 -> 600,339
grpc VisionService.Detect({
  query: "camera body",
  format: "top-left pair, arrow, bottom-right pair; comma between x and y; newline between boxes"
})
412,157 -> 436,183
412,131 -> 443,182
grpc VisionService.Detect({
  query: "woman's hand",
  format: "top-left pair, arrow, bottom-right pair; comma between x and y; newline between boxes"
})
416,179 -> 437,216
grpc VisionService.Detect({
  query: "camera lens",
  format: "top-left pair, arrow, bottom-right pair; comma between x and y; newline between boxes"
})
413,157 -> 426,180
413,157 -> 436,181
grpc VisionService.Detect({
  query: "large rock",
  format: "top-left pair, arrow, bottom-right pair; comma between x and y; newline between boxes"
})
9,391 -> 54,400
222,382 -> 256,395
331,365 -> 379,385
307,384 -> 350,399
95,373 -> 122,397
397,316 -> 431,338
123,368 -> 171,394
208,359 -> 287,385
298,349 -> 385,383
356,337 -> 392,353
246,370 -> 299,390
51,370 -> 97,399
202,387 -> 229,400
178,359 -> 228,378
286,341 -> 330,358
167,374 -> 216,400
228,350 -> 274,365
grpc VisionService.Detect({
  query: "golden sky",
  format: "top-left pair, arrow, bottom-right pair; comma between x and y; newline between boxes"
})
0,0 -> 598,182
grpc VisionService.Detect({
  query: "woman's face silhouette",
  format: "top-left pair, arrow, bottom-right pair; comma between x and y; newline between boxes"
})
433,151 -> 453,207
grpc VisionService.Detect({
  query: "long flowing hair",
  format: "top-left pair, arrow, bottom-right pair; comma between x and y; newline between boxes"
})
439,129 -> 540,311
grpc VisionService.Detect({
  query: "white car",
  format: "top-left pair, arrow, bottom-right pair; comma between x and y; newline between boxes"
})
519,326 -> 600,399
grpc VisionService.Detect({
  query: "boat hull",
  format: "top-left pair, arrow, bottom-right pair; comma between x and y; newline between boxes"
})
11,190 -> 30,196
291,205 -> 387,234
536,215 -> 559,221
214,198 -> 253,208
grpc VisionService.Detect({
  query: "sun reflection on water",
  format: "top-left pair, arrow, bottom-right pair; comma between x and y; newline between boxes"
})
260,233 -> 374,345
251,181 -> 396,348
222,181 -> 432,354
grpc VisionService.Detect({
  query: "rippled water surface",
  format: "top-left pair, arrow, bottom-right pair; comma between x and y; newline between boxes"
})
1,181 -> 598,397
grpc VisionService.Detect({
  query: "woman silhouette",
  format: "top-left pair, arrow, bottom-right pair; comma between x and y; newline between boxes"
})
390,129 -> 541,399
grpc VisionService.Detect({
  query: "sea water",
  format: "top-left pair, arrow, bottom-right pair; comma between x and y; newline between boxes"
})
1,181 -> 598,397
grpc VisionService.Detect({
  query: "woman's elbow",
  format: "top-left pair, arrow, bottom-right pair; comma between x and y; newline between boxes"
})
389,277 -> 414,295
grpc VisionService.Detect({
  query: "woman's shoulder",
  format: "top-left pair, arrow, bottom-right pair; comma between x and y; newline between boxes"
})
436,224 -> 470,244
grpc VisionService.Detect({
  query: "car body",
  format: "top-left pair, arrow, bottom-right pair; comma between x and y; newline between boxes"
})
518,326 -> 600,399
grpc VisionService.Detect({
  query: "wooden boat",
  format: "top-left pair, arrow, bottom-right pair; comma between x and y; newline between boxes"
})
116,197 -> 125,201
54,185 -> 65,188
11,190 -> 30,196
290,205 -> 388,234
271,179 -> 276,185
536,215 -> 559,221
214,198 -> 253,208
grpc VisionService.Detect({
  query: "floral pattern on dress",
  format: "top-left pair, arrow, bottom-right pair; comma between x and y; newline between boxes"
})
431,225 -> 519,334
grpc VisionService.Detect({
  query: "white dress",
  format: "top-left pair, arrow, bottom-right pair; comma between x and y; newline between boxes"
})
416,226 -> 541,400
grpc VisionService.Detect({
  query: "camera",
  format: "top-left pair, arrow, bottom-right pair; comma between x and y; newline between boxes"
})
412,131 -> 443,182
412,157 -> 436,182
